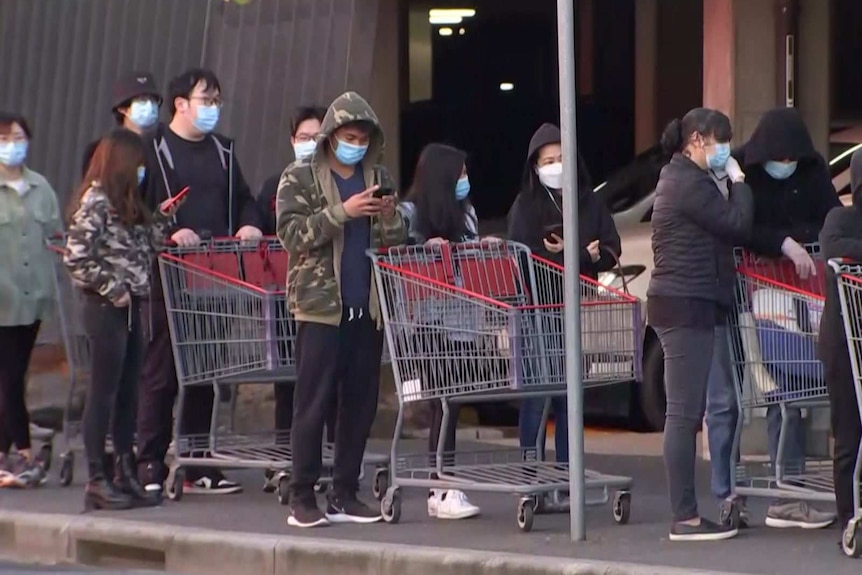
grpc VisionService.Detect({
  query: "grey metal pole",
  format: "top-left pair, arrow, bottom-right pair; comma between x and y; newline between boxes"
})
556,0 -> 585,542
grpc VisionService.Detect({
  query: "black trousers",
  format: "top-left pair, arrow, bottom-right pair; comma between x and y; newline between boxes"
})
82,295 -> 141,475
136,299 -> 213,480
0,322 -> 40,453
290,313 -> 383,502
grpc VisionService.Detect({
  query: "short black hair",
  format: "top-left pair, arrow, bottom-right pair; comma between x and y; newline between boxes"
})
661,107 -> 733,155
0,111 -> 32,139
167,68 -> 221,116
290,106 -> 326,136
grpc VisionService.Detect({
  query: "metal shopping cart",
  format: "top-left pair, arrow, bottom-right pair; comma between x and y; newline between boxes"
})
369,241 -> 640,532
158,237 -> 388,503
724,244 -> 830,525
828,259 -> 862,557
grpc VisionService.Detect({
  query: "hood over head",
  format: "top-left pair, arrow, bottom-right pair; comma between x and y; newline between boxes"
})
851,149 -> 862,208
523,122 -> 592,199
314,91 -> 384,165
741,107 -> 818,166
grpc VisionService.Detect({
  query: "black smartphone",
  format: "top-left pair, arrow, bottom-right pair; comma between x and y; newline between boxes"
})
372,166 -> 396,198
544,224 -> 564,240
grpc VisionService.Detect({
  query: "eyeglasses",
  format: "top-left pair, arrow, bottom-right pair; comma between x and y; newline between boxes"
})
190,96 -> 223,108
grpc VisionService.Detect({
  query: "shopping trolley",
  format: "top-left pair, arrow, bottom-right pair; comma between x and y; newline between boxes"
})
724,243 -> 830,525
828,259 -> 862,557
369,241 -> 639,532
158,237 -> 388,503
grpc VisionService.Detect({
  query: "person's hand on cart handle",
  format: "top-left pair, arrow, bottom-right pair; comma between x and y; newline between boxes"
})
171,228 -> 201,247
543,233 -> 564,254
112,292 -> 131,308
343,186 -> 382,219
725,156 -> 745,183
587,239 -> 601,262
236,226 -> 263,241
425,237 -> 448,246
781,237 -> 817,279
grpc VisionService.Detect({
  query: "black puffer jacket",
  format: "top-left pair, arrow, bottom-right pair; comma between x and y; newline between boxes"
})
819,151 -> 862,392
507,123 -> 620,277
735,107 -> 840,257
647,154 -> 753,310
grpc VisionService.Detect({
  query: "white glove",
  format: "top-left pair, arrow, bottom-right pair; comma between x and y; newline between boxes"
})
781,237 -> 817,279
724,156 -> 745,183
170,228 -> 201,247
236,225 -> 263,241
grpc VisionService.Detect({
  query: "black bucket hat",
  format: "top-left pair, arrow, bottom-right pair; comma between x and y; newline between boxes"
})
112,71 -> 162,111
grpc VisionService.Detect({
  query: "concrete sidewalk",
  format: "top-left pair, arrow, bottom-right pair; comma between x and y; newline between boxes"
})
0,439 -> 854,575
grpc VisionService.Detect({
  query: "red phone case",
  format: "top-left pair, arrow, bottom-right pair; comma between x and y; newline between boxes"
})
162,186 -> 190,211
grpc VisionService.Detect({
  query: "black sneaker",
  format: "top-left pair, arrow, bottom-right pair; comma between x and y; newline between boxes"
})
287,500 -> 329,528
325,493 -> 382,524
139,463 -> 164,497
669,518 -> 738,542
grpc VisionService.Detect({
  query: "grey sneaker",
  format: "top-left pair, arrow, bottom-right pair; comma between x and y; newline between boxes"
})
766,500 -> 835,529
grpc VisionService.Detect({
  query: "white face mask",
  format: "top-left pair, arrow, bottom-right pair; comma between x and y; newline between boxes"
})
293,140 -> 316,161
537,162 -> 563,190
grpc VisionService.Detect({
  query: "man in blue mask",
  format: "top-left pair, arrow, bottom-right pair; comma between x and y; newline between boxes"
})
705,106 -> 840,531
136,68 -> 262,499
80,72 -> 162,177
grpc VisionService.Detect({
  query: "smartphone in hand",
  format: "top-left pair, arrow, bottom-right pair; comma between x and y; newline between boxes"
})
372,166 -> 396,199
160,186 -> 190,213
544,224 -> 564,240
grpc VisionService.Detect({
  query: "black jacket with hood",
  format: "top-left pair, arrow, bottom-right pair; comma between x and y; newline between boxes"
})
507,123 -> 620,278
819,150 -> 862,395
734,107 -> 840,257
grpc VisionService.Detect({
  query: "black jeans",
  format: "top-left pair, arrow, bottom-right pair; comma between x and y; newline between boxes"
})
290,313 -> 383,502
0,322 -> 40,453
82,295 -> 142,475
136,299 -> 214,481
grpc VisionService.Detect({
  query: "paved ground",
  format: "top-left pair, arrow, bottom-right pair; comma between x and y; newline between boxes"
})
0,561 -> 170,574
0,434 -> 855,575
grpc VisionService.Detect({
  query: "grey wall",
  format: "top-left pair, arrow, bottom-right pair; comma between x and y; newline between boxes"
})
0,0 -> 381,208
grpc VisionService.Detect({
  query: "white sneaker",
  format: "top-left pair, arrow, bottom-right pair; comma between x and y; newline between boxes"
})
433,489 -> 480,520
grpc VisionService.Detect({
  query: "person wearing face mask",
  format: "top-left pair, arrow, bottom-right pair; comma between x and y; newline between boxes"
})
256,105 -> 335,493
508,123 -> 620,476
0,112 -> 62,489
81,72 -> 162,178
397,143 -> 484,521
65,130 -> 185,510
136,68 -> 262,498
649,108 -> 753,541
704,107 -> 839,531
277,91 -> 406,528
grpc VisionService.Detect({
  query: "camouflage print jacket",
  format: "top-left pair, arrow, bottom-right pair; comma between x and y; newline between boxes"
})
276,91 -> 407,327
64,185 -> 171,302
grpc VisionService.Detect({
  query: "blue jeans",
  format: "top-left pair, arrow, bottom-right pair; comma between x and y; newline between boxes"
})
706,326 -> 806,500
519,397 -> 568,463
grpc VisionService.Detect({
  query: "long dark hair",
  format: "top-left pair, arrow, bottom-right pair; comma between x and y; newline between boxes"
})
70,129 -> 148,226
408,143 -> 471,241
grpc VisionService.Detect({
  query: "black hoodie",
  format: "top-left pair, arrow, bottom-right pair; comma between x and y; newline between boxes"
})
507,123 -> 620,277
734,107 -> 840,257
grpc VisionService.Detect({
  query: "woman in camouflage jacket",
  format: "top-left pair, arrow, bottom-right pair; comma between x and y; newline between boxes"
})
65,130 -> 184,512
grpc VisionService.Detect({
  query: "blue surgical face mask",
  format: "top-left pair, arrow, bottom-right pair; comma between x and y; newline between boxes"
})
764,160 -> 798,180
455,176 -> 470,201
293,140 -> 316,162
0,141 -> 28,167
707,142 -> 731,170
129,100 -> 159,130
193,104 -> 220,134
137,166 -> 146,186
333,138 -> 368,166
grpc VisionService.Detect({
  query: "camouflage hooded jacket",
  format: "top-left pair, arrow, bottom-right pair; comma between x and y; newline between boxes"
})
276,92 -> 407,327
64,184 -> 171,302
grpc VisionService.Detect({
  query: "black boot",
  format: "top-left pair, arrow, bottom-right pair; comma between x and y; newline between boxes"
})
84,461 -> 133,511
114,453 -> 160,507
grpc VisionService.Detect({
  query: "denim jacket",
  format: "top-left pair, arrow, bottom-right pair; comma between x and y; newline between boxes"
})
0,168 -> 63,326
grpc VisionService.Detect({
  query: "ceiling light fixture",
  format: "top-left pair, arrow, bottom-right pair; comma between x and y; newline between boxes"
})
428,8 -> 476,25
439,27 -> 454,36
499,82 -> 514,91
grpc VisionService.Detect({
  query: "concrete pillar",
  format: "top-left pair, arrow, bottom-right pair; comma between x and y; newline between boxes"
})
371,0 -> 401,185
634,0 -> 658,153
702,0 -> 736,121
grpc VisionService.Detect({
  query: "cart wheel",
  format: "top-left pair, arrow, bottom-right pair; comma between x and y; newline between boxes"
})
719,498 -> 740,529
59,453 -> 74,487
843,522 -> 862,559
372,468 -> 389,501
263,469 -> 277,494
39,444 -> 53,473
277,475 -> 291,506
612,491 -> 631,525
166,468 -> 185,502
533,493 -> 547,515
381,488 -> 401,524
517,498 -> 535,533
